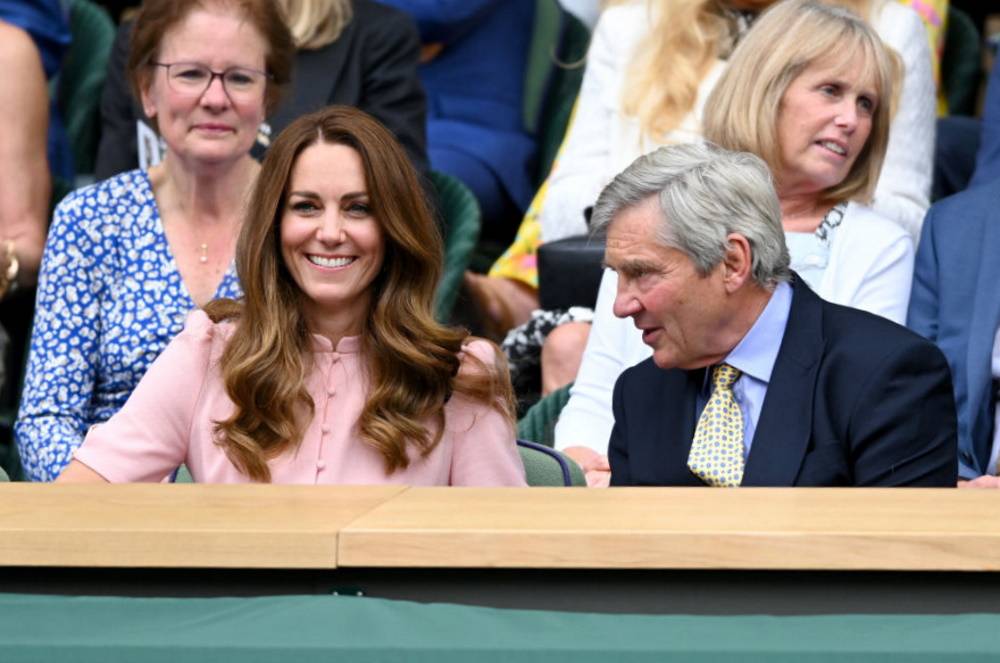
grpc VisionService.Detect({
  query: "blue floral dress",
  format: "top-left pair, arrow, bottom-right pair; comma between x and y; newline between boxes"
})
15,170 -> 242,481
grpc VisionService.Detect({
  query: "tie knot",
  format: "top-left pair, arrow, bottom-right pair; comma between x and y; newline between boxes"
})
712,363 -> 741,390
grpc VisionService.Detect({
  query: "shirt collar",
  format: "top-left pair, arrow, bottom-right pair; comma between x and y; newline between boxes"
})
308,334 -> 361,354
723,281 -> 792,384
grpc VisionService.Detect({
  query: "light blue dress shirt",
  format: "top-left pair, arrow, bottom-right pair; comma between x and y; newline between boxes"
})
695,281 -> 793,459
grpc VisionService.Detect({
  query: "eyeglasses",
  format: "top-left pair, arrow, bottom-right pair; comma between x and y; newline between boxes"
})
150,61 -> 271,101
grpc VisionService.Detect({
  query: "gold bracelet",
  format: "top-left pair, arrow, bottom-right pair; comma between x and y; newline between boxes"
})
0,240 -> 19,300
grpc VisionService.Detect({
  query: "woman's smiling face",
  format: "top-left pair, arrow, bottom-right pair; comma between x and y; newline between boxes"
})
280,141 -> 385,336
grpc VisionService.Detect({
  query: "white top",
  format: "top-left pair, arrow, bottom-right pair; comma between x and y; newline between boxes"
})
540,0 -> 935,244
553,201 -> 914,453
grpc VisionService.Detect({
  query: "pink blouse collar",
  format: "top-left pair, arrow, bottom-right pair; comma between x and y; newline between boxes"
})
308,334 -> 361,354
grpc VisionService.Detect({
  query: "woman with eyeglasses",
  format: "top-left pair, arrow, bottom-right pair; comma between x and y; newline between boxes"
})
15,0 -> 295,481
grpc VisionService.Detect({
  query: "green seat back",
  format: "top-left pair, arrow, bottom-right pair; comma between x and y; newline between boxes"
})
517,382 -> 571,448
431,171 -> 481,322
522,1 -> 591,187
57,0 -> 116,175
941,6 -> 981,116
517,440 -> 585,486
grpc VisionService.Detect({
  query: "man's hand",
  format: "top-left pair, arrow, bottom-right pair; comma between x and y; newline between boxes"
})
561,445 -> 611,488
957,475 -> 1000,488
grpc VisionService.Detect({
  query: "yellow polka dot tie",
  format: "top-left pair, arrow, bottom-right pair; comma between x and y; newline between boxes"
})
687,364 -> 744,487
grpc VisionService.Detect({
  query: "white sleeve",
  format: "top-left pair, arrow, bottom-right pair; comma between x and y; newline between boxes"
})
871,1 -> 935,241
555,269 -> 649,452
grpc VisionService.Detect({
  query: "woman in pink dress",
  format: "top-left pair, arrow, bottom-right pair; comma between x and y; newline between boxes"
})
58,106 -> 526,486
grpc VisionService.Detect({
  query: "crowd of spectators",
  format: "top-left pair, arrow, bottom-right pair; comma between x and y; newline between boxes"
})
1,0 -> 998,489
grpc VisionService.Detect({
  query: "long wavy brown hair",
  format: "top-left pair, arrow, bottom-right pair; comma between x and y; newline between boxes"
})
204,106 -> 515,482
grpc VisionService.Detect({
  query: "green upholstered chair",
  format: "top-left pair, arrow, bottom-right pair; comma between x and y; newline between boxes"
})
941,6 -> 981,116
516,382 -> 571,448
431,170 -> 482,322
174,465 -> 194,483
517,439 -> 585,486
57,0 -> 116,176
523,1 -> 591,188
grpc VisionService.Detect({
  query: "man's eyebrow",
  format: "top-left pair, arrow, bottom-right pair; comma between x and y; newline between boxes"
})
608,258 -> 660,276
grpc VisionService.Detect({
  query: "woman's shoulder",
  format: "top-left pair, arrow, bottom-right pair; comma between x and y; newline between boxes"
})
53,169 -> 155,225
457,337 -> 503,375
177,308 -> 238,354
840,201 -> 912,249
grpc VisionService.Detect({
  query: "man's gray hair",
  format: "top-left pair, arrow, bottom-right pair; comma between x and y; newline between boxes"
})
592,142 -> 791,287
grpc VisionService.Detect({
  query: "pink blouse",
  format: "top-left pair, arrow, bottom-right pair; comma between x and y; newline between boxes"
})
75,311 -> 526,486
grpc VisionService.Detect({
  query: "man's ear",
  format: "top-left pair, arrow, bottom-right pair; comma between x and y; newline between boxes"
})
721,233 -> 752,293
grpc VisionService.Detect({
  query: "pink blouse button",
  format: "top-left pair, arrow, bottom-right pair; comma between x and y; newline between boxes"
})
321,426 -> 330,435
316,459 -> 326,471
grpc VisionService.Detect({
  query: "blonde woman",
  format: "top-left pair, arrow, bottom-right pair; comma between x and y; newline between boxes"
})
96,0 -> 427,177
543,0 -> 931,242
474,0 -> 934,338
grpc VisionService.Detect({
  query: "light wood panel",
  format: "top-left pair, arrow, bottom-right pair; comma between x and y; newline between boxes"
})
338,487 -> 1000,571
0,484 -> 404,568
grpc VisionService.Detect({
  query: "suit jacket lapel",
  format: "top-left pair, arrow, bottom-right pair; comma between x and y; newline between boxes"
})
662,368 -> 706,485
742,277 -> 823,486
966,192 -> 1000,473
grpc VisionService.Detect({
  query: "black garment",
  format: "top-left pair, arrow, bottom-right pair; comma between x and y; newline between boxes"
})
94,0 -> 428,179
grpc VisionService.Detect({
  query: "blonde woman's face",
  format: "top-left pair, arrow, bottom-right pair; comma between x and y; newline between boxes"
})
774,56 -> 877,198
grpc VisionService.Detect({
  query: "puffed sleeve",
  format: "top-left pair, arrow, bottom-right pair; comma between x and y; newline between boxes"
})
72,310 -> 219,483
15,190 -> 106,481
446,339 -> 526,486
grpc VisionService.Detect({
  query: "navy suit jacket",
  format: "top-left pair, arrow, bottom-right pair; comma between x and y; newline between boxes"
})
609,277 -> 957,487
970,60 -> 1000,188
908,183 -> 1000,478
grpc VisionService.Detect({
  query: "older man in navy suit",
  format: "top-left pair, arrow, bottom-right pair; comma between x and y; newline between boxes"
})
601,143 -> 957,487
909,179 -> 1000,487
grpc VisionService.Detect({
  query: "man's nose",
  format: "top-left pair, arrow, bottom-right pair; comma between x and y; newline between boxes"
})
612,285 -> 641,319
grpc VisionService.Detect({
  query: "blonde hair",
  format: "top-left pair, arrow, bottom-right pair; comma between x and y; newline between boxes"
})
276,0 -> 352,50
611,0 -> 876,141
204,107 -> 515,483
703,0 -> 900,206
